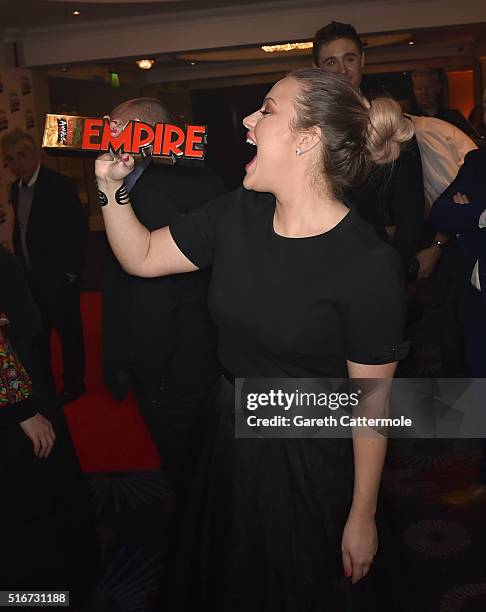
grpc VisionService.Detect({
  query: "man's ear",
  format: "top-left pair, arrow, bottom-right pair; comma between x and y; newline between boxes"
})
360,52 -> 365,69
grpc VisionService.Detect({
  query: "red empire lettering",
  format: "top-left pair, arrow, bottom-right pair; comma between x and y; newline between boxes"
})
153,123 -> 164,155
184,125 -> 206,159
162,124 -> 185,157
131,121 -> 154,154
82,118 -> 103,150
101,121 -> 133,154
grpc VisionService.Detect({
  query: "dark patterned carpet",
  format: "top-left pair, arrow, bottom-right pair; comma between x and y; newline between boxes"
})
74,439 -> 486,612
79,470 -> 173,612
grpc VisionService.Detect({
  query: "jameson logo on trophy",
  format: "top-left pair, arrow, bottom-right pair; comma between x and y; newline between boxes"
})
42,114 -> 207,160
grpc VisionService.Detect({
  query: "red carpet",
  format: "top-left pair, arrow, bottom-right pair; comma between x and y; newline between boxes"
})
51,292 -> 161,473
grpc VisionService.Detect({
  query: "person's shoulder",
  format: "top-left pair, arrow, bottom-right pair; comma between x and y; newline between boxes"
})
0,244 -> 20,267
444,107 -> 466,120
346,212 -> 401,267
463,147 -> 486,166
0,245 -> 24,282
208,186 -> 273,217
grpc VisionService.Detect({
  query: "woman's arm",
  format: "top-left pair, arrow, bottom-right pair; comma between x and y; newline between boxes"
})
341,360 -> 396,584
347,360 -> 394,518
95,154 -> 198,277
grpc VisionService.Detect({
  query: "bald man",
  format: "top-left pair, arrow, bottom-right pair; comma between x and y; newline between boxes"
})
102,98 -> 224,487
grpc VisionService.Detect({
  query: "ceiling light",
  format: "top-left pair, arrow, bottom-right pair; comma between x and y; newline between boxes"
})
72,10 -> 80,15
190,61 -> 196,66
136,59 -> 155,70
261,42 -> 313,53
409,41 -> 415,45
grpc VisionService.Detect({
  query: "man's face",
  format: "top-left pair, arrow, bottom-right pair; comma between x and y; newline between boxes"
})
316,38 -> 363,90
2,140 -> 39,182
412,75 -> 441,110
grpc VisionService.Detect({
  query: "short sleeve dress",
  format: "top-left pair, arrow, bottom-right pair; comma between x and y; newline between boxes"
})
168,187 -> 408,612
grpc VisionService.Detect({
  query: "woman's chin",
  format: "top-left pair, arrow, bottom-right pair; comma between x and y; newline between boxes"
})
243,173 -> 256,190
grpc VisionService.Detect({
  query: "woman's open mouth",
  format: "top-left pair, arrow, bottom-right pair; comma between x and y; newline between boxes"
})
245,135 -> 257,170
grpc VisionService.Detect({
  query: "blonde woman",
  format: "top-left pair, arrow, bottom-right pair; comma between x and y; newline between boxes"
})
96,69 -> 412,612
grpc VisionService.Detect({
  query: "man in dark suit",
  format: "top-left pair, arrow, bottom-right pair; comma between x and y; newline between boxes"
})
312,21 -> 425,279
102,98 -> 223,489
1,128 -> 87,403
431,147 -> 486,506
410,68 -> 478,141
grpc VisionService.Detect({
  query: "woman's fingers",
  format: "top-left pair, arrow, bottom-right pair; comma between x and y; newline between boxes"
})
41,423 -> 55,458
33,420 -> 56,458
343,546 -> 374,584
342,549 -> 353,579
32,434 -> 41,457
45,424 -> 56,458
352,557 -> 374,583
352,562 -> 371,584
95,152 -> 134,182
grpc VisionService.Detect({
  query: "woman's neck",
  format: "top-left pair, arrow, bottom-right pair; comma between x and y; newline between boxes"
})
273,184 -> 348,238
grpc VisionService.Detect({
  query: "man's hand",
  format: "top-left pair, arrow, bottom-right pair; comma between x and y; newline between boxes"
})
341,512 -> 378,584
95,152 -> 134,184
19,413 -> 56,458
415,245 -> 442,279
453,192 -> 470,205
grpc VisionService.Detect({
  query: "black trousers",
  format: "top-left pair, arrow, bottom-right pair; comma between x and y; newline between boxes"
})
27,272 -> 85,393
130,300 -> 220,494
134,349 -> 220,490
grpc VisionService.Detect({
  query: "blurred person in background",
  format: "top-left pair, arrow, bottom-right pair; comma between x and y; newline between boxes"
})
409,68 -> 478,140
312,21 -> 425,281
102,97 -> 224,494
431,143 -> 486,506
468,87 -> 486,141
1,128 -> 87,405
0,244 -> 100,605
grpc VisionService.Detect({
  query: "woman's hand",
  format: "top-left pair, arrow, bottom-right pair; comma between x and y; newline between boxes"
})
95,152 -> 134,184
19,413 -> 56,459
341,511 -> 378,584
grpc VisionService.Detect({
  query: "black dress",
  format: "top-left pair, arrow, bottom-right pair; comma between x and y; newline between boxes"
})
168,188 -> 407,612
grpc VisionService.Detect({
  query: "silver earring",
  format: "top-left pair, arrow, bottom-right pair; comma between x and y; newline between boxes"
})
295,148 -> 301,156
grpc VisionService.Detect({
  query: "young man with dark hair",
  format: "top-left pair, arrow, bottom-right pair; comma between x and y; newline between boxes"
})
312,21 -> 364,89
313,22 -> 426,280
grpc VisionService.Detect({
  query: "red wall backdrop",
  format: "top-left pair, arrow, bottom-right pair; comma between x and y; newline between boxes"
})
446,69 -> 474,118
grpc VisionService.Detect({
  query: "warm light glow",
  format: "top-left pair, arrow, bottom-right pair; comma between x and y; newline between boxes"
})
409,41 -> 415,45
72,10 -> 80,15
136,59 -> 155,70
261,42 -> 313,53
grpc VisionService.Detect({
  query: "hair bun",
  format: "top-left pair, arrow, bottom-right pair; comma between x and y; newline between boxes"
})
366,98 -> 414,165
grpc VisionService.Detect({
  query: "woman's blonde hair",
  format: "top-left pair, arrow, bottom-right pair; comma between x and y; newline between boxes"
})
289,68 -> 414,197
